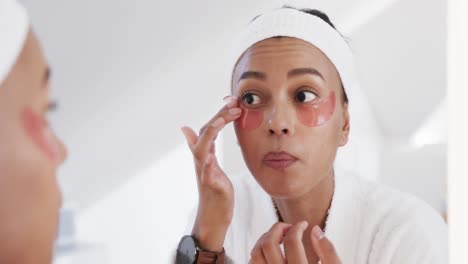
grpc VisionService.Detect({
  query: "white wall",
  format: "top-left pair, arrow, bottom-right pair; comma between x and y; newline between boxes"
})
380,141 -> 447,213
72,143 -> 212,263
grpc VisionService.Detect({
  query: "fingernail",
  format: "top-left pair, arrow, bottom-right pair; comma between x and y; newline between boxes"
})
223,95 -> 237,101
229,108 -> 242,115
301,221 -> 309,230
212,117 -> 225,127
312,226 -> 325,240
223,96 -> 238,108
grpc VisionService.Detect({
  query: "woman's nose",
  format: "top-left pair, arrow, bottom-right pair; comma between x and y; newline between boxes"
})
51,132 -> 68,166
57,138 -> 68,165
266,105 -> 296,136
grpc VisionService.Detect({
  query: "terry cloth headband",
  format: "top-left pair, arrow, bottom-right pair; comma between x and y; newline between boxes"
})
230,7 -> 358,103
0,0 -> 29,86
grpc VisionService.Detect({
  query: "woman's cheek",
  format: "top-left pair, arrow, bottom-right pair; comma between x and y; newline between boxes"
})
236,107 -> 264,131
235,126 -> 258,161
296,91 -> 336,127
21,108 -> 60,165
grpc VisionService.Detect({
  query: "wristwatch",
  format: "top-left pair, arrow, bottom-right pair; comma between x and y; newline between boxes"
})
176,235 -> 225,264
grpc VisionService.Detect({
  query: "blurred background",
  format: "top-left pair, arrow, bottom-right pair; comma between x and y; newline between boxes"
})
19,0 -> 446,263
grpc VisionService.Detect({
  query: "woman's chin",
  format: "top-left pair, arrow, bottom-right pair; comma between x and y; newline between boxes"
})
254,172 -> 308,199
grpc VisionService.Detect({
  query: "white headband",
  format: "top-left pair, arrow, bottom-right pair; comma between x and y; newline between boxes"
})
230,8 -> 358,103
0,0 -> 29,86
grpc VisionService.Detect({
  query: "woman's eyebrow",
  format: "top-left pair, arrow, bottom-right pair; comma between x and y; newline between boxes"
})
237,68 -> 325,84
287,67 -> 325,80
238,71 -> 267,83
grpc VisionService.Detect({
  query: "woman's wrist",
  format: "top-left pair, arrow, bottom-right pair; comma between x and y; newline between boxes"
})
192,221 -> 229,252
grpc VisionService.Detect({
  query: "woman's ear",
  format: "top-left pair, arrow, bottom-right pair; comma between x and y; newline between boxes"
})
339,103 -> 350,147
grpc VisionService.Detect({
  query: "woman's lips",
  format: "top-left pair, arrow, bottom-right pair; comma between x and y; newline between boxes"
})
263,151 -> 298,170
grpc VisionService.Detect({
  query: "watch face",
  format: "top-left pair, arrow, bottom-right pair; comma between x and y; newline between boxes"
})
176,235 -> 196,264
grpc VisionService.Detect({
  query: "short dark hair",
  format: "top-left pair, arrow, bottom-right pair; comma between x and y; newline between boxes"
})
284,6 -> 337,29
251,6 -> 349,104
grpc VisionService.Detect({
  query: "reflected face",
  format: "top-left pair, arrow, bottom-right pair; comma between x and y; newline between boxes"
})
0,30 -> 67,263
232,37 -> 350,199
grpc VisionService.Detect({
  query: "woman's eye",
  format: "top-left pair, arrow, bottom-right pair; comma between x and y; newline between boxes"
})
296,90 -> 317,103
242,93 -> 261,105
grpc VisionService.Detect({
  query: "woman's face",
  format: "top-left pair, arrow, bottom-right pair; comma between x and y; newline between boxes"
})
232,37 -> 349,199
0,30 -> 67,263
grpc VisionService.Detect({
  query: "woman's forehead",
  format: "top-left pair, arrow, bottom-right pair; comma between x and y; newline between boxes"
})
233,37 -> 336,80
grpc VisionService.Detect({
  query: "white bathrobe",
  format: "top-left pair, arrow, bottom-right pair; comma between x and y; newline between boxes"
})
180,167 -> 447,263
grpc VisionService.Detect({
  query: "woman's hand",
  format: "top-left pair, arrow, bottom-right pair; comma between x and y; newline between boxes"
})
249,221 -> 342,264
181,96 -> 241,252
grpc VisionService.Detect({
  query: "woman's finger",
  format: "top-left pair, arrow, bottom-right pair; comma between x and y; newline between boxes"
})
249,246 -> 267,264
191,96 -> 240,164
180,126 -> 198,151
310,225 -> 341,264
261,222 -> 290,263
200,153 -> 215,186
250,222 -> 290,264
198,96 -> 239,138
283,221 -> 309,263
193,107 -> 242,162
210,141 -> 216,154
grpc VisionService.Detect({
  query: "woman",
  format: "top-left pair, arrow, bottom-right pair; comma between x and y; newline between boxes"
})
0,0 -> 67,263
177,6 -> 447,264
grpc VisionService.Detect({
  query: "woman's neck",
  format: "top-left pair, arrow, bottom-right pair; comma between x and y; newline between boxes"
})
273,169 -> 335,229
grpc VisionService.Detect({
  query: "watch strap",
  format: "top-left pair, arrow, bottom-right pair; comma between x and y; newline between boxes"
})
193,235 -> 225,264
197,247 -> 225,264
